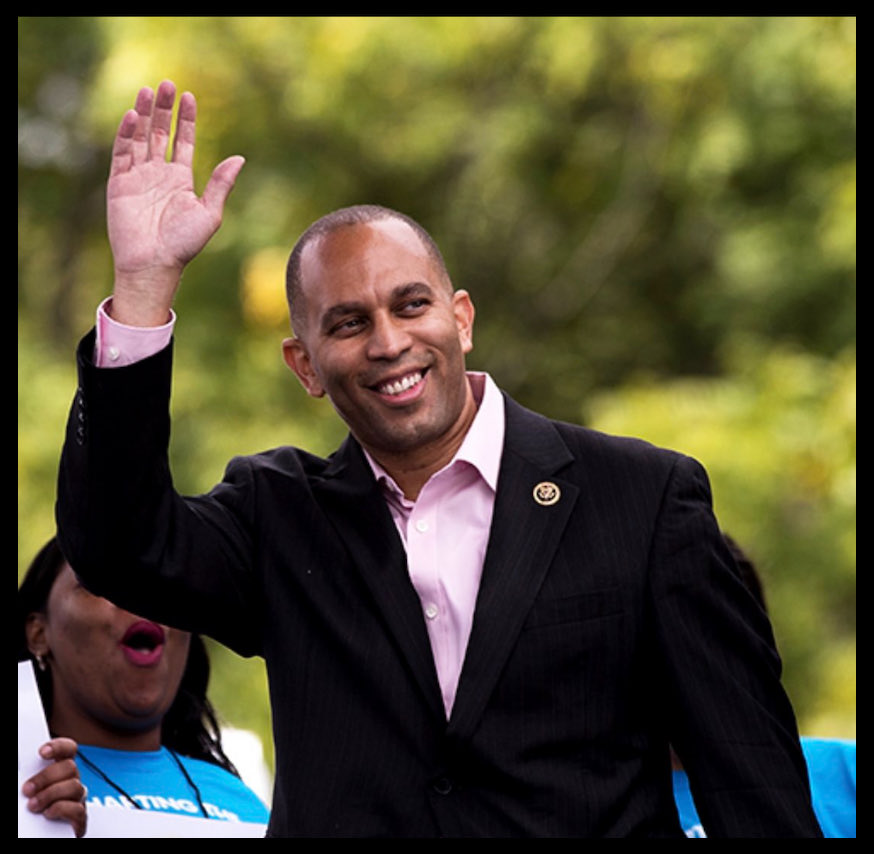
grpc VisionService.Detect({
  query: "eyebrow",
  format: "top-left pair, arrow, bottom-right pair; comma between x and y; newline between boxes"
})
318,281 -> 436,332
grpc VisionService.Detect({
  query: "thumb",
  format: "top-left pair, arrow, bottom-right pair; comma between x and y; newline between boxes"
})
202,155 -> 246,217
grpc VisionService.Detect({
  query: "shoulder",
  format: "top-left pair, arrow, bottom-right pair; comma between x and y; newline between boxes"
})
221,434 -> 360,483
800,737 -> 856,838
174,752 -> 245,784
503,393 -> 699,483
222,446 -> 328,481
175,754 -> 270,822
802,736 -> 857,780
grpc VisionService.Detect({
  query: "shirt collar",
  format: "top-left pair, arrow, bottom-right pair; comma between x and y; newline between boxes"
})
363,371 -> 505,498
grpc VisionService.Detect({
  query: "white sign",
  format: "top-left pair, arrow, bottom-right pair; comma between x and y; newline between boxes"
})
86,805 -> 267,838
18,661 -> 74,837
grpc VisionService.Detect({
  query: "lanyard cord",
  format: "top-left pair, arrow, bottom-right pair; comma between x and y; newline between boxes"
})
77,747 -> 209,818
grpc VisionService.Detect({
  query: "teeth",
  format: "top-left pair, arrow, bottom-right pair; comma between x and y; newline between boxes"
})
379,372 -> 422,396
127,634 -> 158,651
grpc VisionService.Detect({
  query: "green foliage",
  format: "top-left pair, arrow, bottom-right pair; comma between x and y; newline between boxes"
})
19,16 -> 855,760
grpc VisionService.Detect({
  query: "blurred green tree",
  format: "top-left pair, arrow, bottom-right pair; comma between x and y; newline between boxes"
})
19,16 -> 855,765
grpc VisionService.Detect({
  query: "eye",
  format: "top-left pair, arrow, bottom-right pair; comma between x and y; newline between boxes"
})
398,298 -> 430,315
329,316 -> 366,337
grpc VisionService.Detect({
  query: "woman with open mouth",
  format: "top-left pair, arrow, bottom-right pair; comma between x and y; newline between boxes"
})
18,537 -> 269,834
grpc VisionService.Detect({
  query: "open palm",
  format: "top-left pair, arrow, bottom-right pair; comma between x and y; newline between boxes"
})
106,82 -> 244,318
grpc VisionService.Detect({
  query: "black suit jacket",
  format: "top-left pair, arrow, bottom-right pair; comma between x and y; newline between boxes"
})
56,333 -> 822,837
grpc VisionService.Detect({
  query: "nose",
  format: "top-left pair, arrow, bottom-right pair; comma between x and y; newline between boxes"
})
365,312 -> 412,361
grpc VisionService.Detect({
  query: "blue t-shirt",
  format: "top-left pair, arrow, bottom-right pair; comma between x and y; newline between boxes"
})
78,744 -> 270,825
673,736 -> 856,838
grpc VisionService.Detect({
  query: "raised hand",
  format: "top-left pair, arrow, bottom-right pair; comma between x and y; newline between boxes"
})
107,80 -> 245,326
21,738 -> 87,838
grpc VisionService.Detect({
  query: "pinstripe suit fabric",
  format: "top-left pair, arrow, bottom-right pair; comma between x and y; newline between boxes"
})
57,333 -> 822,837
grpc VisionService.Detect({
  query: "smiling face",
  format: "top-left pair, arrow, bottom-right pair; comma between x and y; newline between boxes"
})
283,217 -> 477,483
25,564 -> 191,750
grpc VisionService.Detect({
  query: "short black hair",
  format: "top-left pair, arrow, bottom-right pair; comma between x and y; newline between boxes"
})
285,204 -> 450,334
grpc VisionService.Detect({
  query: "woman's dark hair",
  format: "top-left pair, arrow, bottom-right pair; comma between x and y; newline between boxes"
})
17,537 -> 239,776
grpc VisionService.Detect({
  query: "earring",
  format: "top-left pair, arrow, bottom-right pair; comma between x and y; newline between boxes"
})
35,653 -> 48,671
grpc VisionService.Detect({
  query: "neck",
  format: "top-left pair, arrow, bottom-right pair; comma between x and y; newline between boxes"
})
367,381 -> 479,501
374,453 -> 450,502
50,709 -> 163,753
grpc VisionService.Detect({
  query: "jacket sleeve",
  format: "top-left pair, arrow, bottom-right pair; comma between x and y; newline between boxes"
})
56,330 -> 263,657
648,453 -> 823,837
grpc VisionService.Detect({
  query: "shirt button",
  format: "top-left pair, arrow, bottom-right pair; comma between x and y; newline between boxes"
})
108,346 -> 120,361
424,603 -> 439,620
415,519 -> 429,533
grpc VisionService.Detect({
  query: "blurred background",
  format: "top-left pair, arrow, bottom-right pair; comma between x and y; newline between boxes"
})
19,16 -> 855,794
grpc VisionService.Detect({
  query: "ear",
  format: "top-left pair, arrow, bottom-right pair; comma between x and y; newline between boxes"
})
282,337 -> 326,398
25,612 -> 50,659
452,289 -> 475,355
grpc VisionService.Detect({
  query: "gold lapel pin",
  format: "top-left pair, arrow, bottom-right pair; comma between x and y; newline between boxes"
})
533,481 -> 561,506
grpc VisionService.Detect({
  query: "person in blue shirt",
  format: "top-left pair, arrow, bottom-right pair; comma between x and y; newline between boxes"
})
674,736 -> 855,838
18,537 -> 270,832
672,536 -> 855,838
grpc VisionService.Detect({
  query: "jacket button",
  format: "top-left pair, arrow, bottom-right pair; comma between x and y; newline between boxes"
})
431,777 -> 453,795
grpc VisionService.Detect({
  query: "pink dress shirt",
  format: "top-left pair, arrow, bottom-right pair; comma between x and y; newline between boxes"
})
93,300 -> 504,718
363,372 -> 504,717
94,298 -> 175,368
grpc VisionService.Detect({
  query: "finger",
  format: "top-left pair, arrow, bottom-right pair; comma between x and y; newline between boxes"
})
202,155 -> 246,217
149,79 -> 177,162
171,90 -> 197,168
39,736 -> 79,762
109,109 -> 140,178
23,757 -> 79,797
25,769 -> 87,813
40,799 -> 87,839
130,85 -> 156,165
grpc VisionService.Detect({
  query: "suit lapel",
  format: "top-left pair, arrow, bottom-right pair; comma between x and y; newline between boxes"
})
311,398 -> 580,733
313,437 -> 445,718
449,398 -> 579,738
